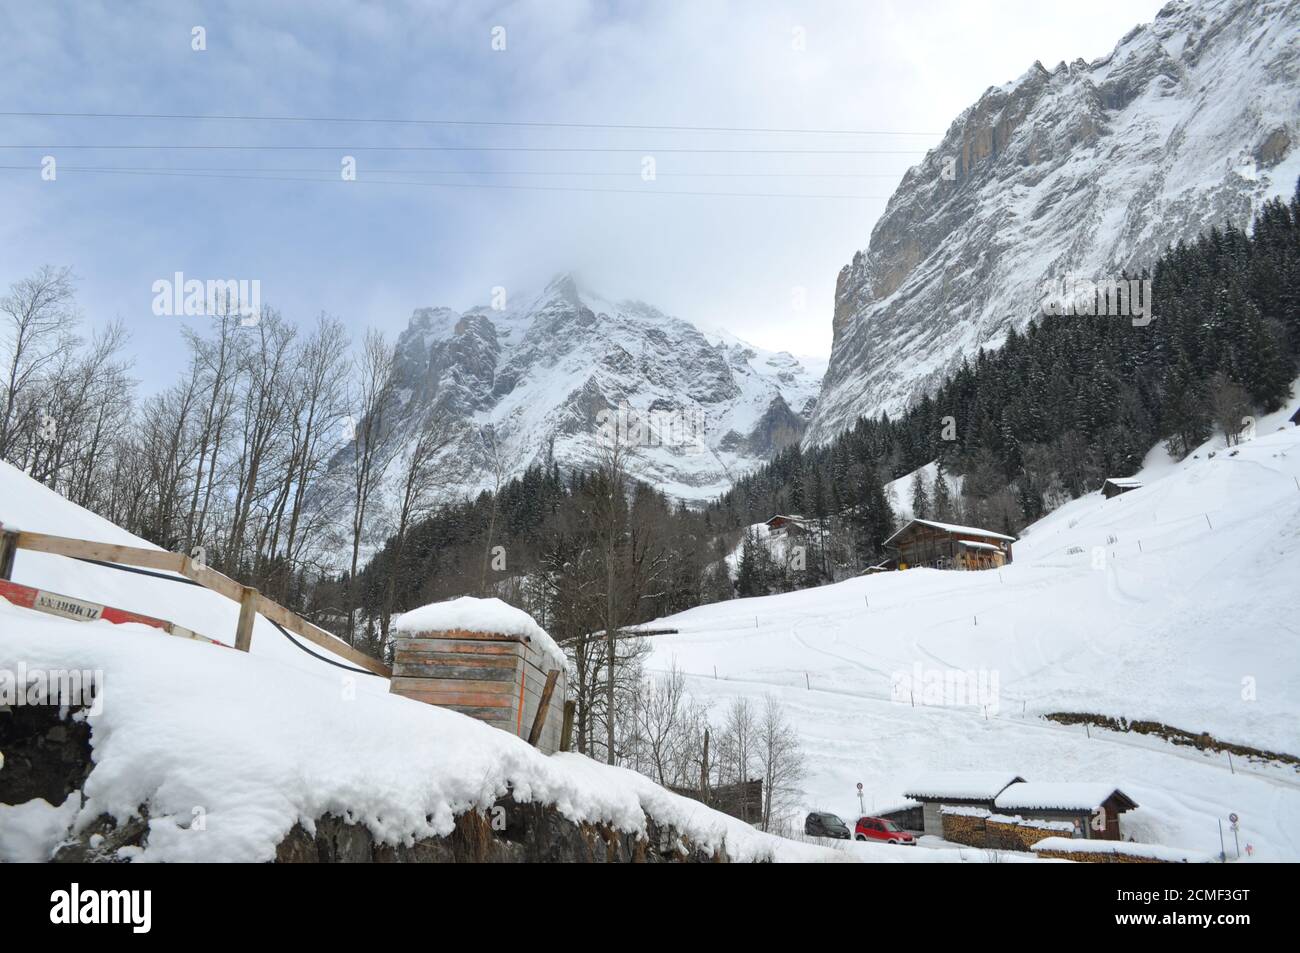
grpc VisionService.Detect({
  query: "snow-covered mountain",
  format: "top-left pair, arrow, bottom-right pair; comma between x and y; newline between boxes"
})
805,0 -> 1300,446
387,275 -> 823,500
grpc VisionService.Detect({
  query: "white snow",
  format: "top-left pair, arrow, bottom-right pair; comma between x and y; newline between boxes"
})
647,408 -> 1300,860
395,596 -> 565,668
995,782 -> 1129,813
885,519 -> 1017,545
0,795 -> 80,862
905,773 -> 1025,802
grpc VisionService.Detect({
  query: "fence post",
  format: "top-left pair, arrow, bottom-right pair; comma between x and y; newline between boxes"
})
0,529 -> 17,581
235,586 -> 258,652
559,699 -> 576,752
527,669 -> 560,746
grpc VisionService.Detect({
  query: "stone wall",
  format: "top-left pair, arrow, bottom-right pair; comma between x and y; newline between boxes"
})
5,704 -> 733,863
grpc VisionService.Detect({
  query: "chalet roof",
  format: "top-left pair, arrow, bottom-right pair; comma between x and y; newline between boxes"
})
902,772 -> 1025,802
994,782 -> 1138,813
957,540 -> 1002,552
1104,477 -> 1144,488
883,518 -> 1017,547
765,514 -> 807,524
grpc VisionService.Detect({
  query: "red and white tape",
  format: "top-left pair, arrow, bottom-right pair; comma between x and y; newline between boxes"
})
0,578 -> 230,648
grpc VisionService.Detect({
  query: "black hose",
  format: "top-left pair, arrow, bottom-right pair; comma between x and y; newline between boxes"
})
268,619 -> 382,678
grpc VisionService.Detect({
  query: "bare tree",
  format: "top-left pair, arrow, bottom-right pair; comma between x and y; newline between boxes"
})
380,409 -> 464,640
0,265 -> 80,460
345,328 -> 398,642
756,694 -> 805,832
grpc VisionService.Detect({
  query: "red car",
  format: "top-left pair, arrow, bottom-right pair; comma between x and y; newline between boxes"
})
854,816 -> 917,845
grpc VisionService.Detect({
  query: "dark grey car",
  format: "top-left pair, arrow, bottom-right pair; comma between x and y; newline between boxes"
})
804,811 -> 851,839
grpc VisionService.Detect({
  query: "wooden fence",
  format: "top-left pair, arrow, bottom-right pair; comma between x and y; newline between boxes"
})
0,524 -> 390,678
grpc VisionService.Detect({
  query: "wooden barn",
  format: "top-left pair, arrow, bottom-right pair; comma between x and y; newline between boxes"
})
993,783 -> 1138,841
883,518 -> 1015,571
388,597 -> 568,755
1102,477 -> 1143,499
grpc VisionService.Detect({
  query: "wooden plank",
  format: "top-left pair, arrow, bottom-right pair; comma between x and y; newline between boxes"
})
392,651 -> 517,669
527,669 -> 560,747
14,530 -> 187,573
390,675 -> 516,697
393,639 -> 518,657
253,594 -> 391,677
560,700 -> 575,752
179,558 -> 244,602
399,628 -> 524,644
234,586 -> 258,653
392,660 -> 516,681
393,687 -> 518,709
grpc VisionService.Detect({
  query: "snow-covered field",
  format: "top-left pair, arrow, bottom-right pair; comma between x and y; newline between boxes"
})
647,406 -> 1300,860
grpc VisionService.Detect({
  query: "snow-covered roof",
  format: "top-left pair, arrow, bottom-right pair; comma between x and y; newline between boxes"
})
995,783 -> 1136,813
903,772 -> 1025,802
1104,477 -> 1144,488
957,540 -> 1002,552
395,597 -> 565,668
884,518 -> 1016,546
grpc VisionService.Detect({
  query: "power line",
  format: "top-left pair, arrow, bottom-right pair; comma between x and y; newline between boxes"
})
0,165 -> 891,199
0,162 -> 911,178
0,143 -> 927,154
0,109 -> 941,137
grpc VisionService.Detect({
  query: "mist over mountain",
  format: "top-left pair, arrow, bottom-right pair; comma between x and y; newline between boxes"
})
384,275 -> 825,500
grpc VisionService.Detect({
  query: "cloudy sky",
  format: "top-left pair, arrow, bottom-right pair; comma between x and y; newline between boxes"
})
1,0 -> 1166,389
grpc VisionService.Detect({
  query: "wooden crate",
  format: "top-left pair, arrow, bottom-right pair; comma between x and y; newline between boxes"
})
391,628 -> 567,755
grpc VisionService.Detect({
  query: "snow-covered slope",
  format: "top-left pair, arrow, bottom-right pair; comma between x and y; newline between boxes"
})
385,275 -> 823,500
806,0 -> 1300,445
647,408 -> 1300,858
0,459 -> 363,677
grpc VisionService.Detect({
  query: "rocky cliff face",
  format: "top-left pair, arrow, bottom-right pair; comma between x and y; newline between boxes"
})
384,275 -> 824,501
805,0 -> 1300,446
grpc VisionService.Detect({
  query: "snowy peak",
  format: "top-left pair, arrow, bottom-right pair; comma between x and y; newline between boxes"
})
387,275 -> 824,499
806,0 -> 1300,445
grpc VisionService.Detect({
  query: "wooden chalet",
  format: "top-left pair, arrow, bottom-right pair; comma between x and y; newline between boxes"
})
1102,477 -> 1143,499
883,518 -> 1015,571
764,514 -> 809,535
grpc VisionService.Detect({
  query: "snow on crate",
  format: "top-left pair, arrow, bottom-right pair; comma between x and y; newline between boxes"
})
394,596 -> 564,668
